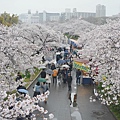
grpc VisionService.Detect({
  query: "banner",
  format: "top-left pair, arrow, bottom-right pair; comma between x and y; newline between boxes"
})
73,61 -> 90,72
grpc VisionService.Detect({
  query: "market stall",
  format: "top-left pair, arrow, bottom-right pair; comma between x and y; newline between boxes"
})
73,58 -> 92,85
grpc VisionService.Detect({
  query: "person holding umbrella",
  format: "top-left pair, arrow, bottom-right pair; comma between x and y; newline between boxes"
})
41,82 -> 49,103
33,82 -> 41,97
62,67 -> 69,84
51,63 -> 56,70
17,85 -> 28,97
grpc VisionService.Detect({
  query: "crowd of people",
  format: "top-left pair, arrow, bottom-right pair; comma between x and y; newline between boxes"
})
13,45 -> 83,119
37,46 -> 83,95
16,45 -> 83,105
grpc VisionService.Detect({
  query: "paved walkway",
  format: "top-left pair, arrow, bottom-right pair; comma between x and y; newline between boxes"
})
28,69 -> 116,120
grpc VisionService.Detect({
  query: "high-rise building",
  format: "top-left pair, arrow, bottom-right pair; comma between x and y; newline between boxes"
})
73,8 -> 77,13
19,10 -> 39,24
96,4 -> 106,17
42,11 -> 60,23
72,8 -> 77,18
65,8 -> 71,20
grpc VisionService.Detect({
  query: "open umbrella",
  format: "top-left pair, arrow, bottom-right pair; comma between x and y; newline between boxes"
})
56,52 -> 61,55
39,65 -> 46,69
57,59 -> 66,64
45,57 -> 52,62
46,69 -> 53,74
61,64 -> 70,68
18,89 -> 29,94
38,78 -> 46,82
65,59 -> 70,63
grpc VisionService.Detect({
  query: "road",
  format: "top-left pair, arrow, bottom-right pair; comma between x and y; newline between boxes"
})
27,68 -> 116,120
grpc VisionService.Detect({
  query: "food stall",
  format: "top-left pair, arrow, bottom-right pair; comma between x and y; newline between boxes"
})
73,58 -> 92,85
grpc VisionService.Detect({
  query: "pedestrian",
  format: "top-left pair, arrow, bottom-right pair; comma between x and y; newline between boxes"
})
56,54 -> 60,62
41,82 -> 49,94
16,72 -> 22,82
46,74 -> 52,88
68,92 -> 72,105
33,82 -> 41,97
52,69 -> 58,84
62,67 -> 68,84
69,62 -> 73,73
47,63 -> 51,69
40,69 -> 46,78
73,94 -> 77,107
69,53 -> 73,62
41,82 -> 49,103
67,73 -> 72,91
42,56 -> 45,63
17,85 -> 27,97
51,63 -> 56,70
70,43 -> 73,53
76,69 -> 81,85
57,68 -> 62,85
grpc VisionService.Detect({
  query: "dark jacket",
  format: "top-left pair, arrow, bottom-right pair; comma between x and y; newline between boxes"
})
76,70 -> 81,78
16,75 -> 22,82
62,69 -> 68,79
51,64 -> 56,70
17,85 -> 26,90
67,76 -> 72,85
41,71 -> 46,78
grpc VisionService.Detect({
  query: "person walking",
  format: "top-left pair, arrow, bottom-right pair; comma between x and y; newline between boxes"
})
41,82 -> 49,103
67,73 -> 72,91
57,68 -> 62,85
16,72 -> 22,82
76,69 -> 81,85
51,63 -> 56,70
41,82 -> 49,94
42,56 -> 45,63
62,67 -> 68,84
33,82 -> 41,97
40,69 -> 46,78
69,62 -> 73,73
70,43 -> 73,53
46,74 -> 52,88
52,69 -> 58,84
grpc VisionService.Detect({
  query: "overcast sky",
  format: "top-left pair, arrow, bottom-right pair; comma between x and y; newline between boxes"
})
0,0 -> 120,16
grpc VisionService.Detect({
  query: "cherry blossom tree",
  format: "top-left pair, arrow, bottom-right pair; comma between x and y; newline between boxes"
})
0,23 -> 64,120
0,23 -> 65,91
0,91 -> 54,120
77,19 -> 120,105
46,19 -> 96,36
47,19 -> 120,105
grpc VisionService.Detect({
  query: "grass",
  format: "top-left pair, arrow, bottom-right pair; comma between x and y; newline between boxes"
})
109,103 -> 120,120
24,69 -> 41,88
96,83 -> 120,120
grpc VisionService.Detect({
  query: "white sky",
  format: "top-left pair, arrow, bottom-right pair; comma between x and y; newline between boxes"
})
0,0 -> 120,16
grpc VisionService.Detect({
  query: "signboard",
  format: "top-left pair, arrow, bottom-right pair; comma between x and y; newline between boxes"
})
73,61 -> 90,73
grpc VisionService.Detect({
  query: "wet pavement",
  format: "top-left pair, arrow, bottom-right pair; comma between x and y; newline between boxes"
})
28,69 -> 116,120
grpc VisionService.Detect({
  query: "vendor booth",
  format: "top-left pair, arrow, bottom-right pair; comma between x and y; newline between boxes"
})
73,59 -> 92,85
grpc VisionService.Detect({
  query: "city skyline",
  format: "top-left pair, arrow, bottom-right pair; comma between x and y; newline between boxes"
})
0,0 -> 120,16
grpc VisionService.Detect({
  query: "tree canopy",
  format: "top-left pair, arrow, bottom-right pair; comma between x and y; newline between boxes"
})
0,12 -> 18,26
